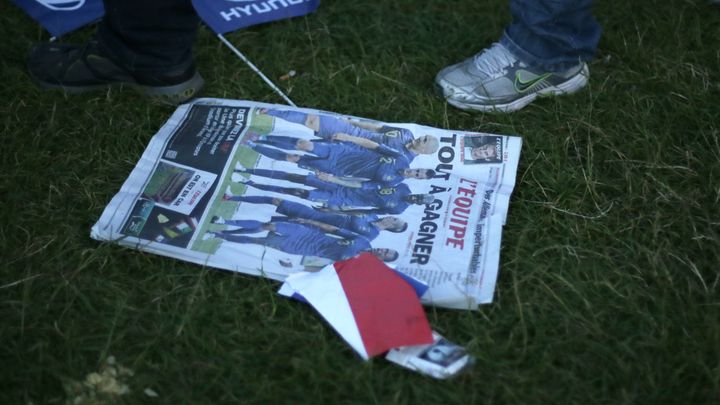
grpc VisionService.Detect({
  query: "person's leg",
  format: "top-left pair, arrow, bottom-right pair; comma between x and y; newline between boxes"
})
303,173 -> 341,190
97,0 -> 200,77
224,195 -> 276,205
261,110 -> 377,139
240,169 -> 309,185
263,110 -> 312,126
220,220 -> 266,234
26,0 -> 203,104
258,136 -> 301,151
316,116 -> 376,139
211,232 -> 269,245
249,143 -> 292,161
501,0 -> 600,72
435,0 -> 600,113
243,181 -> 310,198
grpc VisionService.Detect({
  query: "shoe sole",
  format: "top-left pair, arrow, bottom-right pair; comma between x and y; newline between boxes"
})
30,71 -> 205,106
140,72 -> 205,105
438,64 -> 589,113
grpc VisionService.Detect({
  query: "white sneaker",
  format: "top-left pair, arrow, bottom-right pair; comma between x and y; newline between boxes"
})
231,173 -> 245,183
435,42 -> 589,112
223,186 -> 234,200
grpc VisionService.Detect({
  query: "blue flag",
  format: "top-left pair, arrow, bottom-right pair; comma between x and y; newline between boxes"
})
10,0 -> 104,37
191,0 -> 320,34
12,0 -> 318,37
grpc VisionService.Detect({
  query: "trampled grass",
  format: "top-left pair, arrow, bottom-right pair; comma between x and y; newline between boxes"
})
1,0 -> 719,403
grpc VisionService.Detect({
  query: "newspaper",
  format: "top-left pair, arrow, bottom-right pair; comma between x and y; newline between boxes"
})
385,331 -> 475,379
91,98 -> 522,309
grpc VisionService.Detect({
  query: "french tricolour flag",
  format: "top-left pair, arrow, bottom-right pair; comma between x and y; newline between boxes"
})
285,253 -> 434,360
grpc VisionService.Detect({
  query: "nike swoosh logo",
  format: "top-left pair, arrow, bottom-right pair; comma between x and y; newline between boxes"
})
514,71 -> 552,93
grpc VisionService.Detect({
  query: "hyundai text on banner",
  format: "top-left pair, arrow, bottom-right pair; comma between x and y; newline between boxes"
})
192,0 -> 320,34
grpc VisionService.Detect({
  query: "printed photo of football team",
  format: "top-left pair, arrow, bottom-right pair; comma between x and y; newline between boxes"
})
201,108 -> 442,268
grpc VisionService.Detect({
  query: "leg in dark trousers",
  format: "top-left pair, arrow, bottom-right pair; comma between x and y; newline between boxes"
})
97,0 -> 200,76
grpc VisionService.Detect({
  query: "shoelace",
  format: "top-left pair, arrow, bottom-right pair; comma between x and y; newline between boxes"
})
472,43 -> 518,78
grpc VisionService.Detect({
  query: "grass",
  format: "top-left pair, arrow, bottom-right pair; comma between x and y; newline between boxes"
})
1,0 -> 719,403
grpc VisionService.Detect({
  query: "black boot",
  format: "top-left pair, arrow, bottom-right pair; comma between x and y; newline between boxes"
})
27,39 -> 203,105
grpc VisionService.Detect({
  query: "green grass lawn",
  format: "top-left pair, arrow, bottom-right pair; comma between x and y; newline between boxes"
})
2,0 -> 719,403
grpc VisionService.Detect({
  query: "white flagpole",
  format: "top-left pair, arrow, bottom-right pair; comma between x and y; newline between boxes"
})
217,34 -> 297,107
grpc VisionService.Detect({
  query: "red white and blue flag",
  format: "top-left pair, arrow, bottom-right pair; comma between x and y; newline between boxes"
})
284,253 -> 434,360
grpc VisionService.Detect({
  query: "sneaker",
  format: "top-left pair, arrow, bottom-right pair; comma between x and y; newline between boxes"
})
222,186 -> 234,200
231,173 -> 245,183
234,162 -> 245,171
202,232 -> 217,241
210,215 -> 225,224
27,40 -> 204,105
435,43 -> 589,112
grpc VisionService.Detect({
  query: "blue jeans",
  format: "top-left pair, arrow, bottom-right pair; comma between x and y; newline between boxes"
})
500,0 -> 601,72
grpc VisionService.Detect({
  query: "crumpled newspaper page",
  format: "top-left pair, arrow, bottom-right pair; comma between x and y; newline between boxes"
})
385,331 -> 475,379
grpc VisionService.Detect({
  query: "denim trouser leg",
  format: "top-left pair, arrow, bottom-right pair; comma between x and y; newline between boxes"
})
500,0 -> 601,72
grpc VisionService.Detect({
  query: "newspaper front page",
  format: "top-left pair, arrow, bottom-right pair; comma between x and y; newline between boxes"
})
91,98 -> 522,309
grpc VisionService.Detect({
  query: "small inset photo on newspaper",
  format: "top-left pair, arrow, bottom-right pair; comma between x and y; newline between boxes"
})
141,161 -> 217,215
460,134 -> 504,165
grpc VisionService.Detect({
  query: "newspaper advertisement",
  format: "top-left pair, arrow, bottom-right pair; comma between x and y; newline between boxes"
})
91,98 -> 522,309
